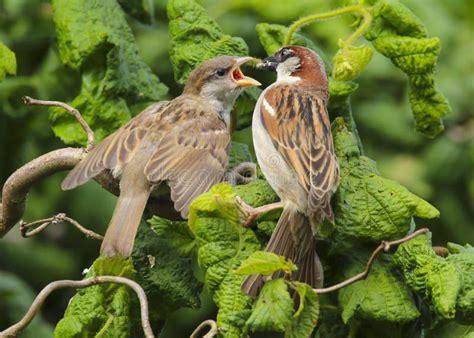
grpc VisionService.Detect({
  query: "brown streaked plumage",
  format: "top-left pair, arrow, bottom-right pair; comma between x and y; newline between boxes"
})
62,56 -> 261,257
241,46 -> 339,296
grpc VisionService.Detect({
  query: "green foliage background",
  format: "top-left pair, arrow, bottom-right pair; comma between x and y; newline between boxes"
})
0,0 -> 472,337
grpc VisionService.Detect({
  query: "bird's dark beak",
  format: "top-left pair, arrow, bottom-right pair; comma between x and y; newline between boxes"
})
232,57 -> 262,87
256,55 -> 279,72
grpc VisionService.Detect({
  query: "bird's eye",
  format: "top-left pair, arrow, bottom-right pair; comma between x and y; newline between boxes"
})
216,69 -> 226,77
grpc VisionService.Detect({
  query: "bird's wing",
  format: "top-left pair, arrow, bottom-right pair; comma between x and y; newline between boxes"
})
61,101 -> 169,190
259,84 -> 339,216
144,102 -> 230,218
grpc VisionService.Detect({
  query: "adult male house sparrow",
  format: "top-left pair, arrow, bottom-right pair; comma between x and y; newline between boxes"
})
241,46 -> 339,296
62,56 -> 261,257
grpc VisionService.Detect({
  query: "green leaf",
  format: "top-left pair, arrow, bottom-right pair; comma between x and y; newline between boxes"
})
148,215 -> 196,257
366,0 -> 450,137
337,252 -> 420,323
245,279 -> 293,333
167,0 -> 248,85
189,183 -> 264,337
0,271 -> 53,337
446,251 -> 474,322
234,251 -> 297,276
332,45 -> 373,81
132,219 -> 202,321
0,42 -> 16,81
51,0 -> 168,145
331,118 -> 439,249
189,183 -> 239,227
286,282 -> 319,338
234,87 -> 262,130
392,233 -> 469,319
54,256 -> 136,337
228,141 -> 254,170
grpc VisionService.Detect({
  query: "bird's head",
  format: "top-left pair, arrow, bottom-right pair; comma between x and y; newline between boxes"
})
184,56 -> 261,104
257,46 -> 328,88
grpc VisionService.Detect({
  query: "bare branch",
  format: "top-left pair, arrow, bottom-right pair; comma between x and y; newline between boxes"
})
0,276 -> 154,338
313,228 -> 429,294
191,319 -> 218,338
22,96 -> 95,150
20,213 -> 103,240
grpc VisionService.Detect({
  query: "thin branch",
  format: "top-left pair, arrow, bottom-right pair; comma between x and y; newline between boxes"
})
0,148 -> 120,237
0,276 -> 154,338
20,213 -> 103,240
22,95 -> 95,150
313,228 -> 429,294
191,319 -> 218,338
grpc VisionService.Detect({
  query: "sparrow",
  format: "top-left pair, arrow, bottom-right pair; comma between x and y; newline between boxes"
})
62,56 -> 261,257
240,46 -> 340,296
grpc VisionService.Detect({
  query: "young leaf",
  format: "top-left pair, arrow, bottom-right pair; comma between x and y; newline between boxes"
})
167,0 -> 248,85
337,253 -> 420,323
331,118 -> 439,249
132,220 -> 202,321
234,251 -> 297,276
286,282 -> 320,338
245,279 -> 293,333
0,42 -> 16,81
54,256 -> 137,337
332,45 -> 373,81
366,0 -> 450,137
51,0 -> 168,145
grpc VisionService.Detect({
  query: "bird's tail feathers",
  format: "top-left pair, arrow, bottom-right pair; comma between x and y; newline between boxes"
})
241,205 -> 323,297
100,189 -> 150,257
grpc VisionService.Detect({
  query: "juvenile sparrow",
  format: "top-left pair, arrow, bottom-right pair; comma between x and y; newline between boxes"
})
62,56 -> 261,257
241,46 -> 339,295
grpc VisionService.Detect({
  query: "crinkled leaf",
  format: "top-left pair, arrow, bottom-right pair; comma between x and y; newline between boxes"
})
234,87 -> 262,130
366,0 -> 450,137
51,0 -> 168,145
245,279 -> 293,333
188,183 -> 239,227
148,215 -> 196,256
286,282 -> 319,338
167,0 -> 248,85
331,118 -> 439,249
235,251 -> 297,276
132,219 -> 202,322
446,252 -> 474,322
332,45 -> 373,81
54,256 -> 136,337
393,233 -> 467,319
0,42 -> 16,81
189,183 -> 267,337
0,271 -> 53,337
338,252 -> 420,323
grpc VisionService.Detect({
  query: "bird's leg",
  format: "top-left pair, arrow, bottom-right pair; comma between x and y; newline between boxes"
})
235,196 -> 284,227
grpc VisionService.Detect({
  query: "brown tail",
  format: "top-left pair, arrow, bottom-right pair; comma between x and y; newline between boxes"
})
100,189 -> 150,257
241,205 -> 323,297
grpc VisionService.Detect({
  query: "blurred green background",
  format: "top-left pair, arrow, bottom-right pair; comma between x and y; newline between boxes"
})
0,0 -> 472,336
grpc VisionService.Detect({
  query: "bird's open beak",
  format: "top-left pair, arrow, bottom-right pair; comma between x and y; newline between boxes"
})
232,57 -> 262,87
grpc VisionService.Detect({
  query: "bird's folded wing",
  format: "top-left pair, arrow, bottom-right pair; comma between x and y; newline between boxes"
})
61,102 -> 169,190
144,114 -> 230,218
260,85 -> 339,214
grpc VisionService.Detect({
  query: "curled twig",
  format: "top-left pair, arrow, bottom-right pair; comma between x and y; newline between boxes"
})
313,228 -> 429,294
190,319 -> 218,338
226,162 -> 257,185
20,213 -> 103,240
0,276 -> 154,338
22,96 -> 95,150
